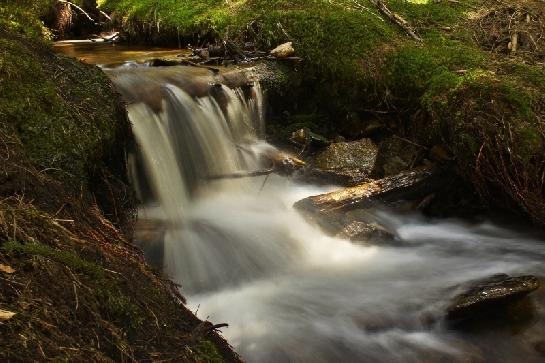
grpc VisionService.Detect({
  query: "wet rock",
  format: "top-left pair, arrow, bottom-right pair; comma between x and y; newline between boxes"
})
373,136 -> 423,178
294,166 -> 439,215
133,219 -> 165,269
290,128 -> 330,148
315,139 -> 377,170
335,221 -> 396,244
306,139 -> 378,186
446,274 -> 540,320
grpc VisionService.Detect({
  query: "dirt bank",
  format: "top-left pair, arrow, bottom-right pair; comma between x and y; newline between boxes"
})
0,3 -> 240,361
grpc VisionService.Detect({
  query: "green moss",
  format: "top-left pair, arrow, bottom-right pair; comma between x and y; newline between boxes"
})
0,32 -> 125,187
98,0 -> 228,33
2,241 -> 105,278
195,340 -> 224,363
2,240 -> 144,329
505,63 -> 545,88
0,1 -> 54,39
388,0 -> 480,31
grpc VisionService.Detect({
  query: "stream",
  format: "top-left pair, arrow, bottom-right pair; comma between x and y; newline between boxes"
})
57,42 -> 545,363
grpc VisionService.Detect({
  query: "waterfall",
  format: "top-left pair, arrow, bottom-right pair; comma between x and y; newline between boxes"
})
108,66 -> 295,292
107,65 -> 545,363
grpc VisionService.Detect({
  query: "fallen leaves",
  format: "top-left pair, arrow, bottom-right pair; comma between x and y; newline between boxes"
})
0,264 -> 17,321
0,309 -> 16,321
0,263 -> 16,274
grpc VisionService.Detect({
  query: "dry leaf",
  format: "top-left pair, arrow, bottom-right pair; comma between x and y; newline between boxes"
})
0,309 -> 16,321
0,264 -> 15,274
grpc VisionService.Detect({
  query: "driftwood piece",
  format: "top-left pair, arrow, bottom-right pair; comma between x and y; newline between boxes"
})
370,0 -> 422,42
225,40 -> 248,62
207,169 -> 274,180
90,31 -> 120,43
207,148 -> 305,180
294,166 -> 438,214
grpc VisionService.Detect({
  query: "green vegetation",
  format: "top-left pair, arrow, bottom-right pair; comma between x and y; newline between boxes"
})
0,1 -> 54,38
196,339 -> 225,363
99,0 -> 545,223
0,32 -> 126,186
2,240 -> 144,329
0,2 -> 238,361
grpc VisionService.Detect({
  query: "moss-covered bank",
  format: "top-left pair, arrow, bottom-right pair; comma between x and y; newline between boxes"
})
0,3 -> 239,361
100,0 -> 545,225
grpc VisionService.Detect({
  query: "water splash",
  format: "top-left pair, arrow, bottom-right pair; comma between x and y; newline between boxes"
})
109,65 -> 545,363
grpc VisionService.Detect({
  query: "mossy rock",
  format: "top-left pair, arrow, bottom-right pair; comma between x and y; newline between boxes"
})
0,30 -> 129,189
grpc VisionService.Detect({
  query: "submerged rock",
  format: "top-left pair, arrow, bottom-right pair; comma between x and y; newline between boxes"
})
446,274 -> 540,320
335,220 -> 396,244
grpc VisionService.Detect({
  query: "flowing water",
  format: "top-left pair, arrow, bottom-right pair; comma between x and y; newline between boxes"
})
58,43 -> 545,362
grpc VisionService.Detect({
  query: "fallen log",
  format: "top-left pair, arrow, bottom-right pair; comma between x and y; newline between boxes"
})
294,166 -> 438,214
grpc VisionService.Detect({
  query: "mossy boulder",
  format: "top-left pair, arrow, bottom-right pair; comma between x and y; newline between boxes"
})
0,30 -> 128,188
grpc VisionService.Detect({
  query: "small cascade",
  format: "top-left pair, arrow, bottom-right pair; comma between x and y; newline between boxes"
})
108,66 -> 285,292
111,67 -> 265,216
106,63 -> 545,363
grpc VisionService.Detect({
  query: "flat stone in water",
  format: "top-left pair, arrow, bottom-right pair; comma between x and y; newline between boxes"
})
447,274 -> 540,320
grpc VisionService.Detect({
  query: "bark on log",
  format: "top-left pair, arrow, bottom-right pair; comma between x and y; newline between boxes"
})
294,166 -> 438,214
207,169 -> 274,180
